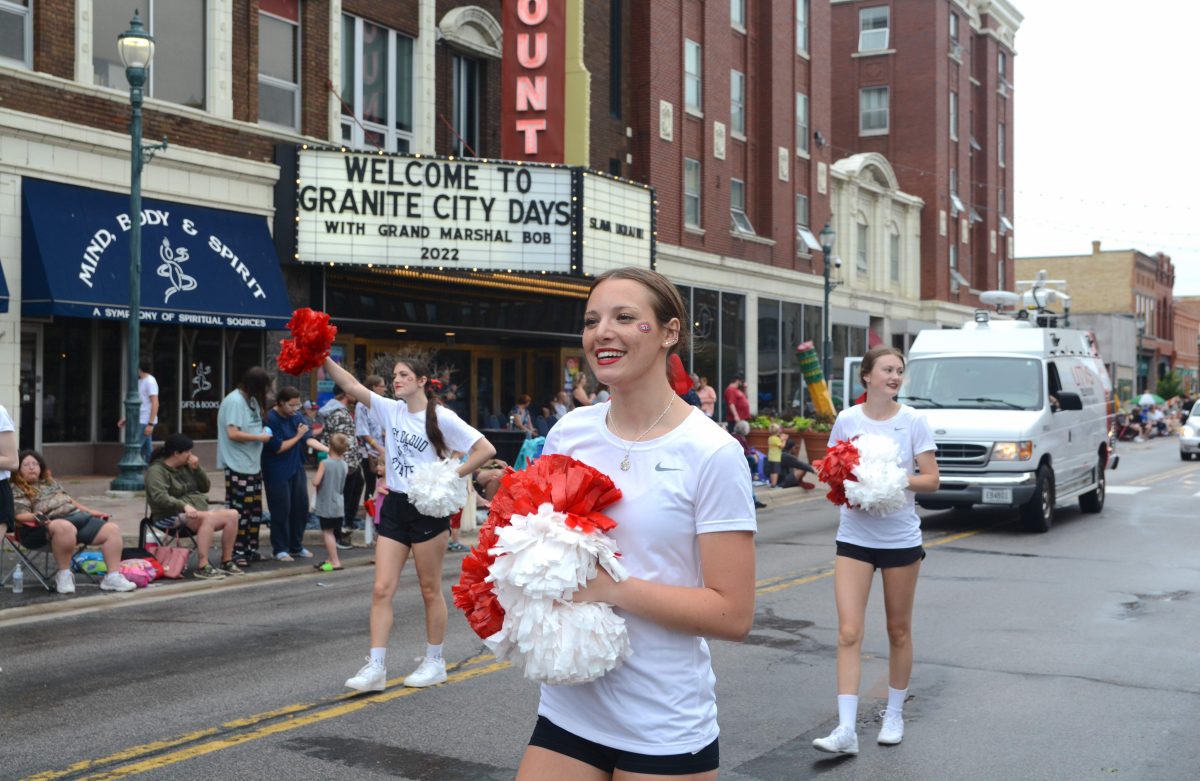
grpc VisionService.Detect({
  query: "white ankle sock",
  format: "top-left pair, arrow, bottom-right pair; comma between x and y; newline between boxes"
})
426,643 -> 444,662
887,686 -> 908,716
837,694 -> 859,730
370,647 -> 386,665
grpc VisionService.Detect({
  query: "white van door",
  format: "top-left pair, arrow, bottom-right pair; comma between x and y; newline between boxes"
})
1046,361 -> 1087,493
842,357 -> 864,409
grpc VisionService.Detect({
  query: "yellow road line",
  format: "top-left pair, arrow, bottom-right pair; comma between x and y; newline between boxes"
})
755,527 -> 984,596
1128,464 -> 1196,486
22,656 -> 509,781
30,525 -> 988,780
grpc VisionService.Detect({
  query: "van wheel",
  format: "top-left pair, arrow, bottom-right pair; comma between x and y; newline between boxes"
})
1078,455 -> 1106,513
1181,452 -> 1193,462
1020,465 -> 1055,532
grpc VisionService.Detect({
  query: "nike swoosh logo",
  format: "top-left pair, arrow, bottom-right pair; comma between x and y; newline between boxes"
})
655,463 -> 683,472
894,427 -> 905,431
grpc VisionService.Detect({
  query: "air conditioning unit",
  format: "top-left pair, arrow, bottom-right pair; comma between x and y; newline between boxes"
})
950,41 -> 963,59
998,81 -> 1009,97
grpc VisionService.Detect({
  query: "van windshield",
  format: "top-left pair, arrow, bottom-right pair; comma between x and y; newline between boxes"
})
901,357 -> 1043,411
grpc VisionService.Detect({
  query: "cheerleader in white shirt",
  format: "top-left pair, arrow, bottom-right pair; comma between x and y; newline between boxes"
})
812,346 -> 939,755
323,355 -> 496,692
516,268 -> 757,781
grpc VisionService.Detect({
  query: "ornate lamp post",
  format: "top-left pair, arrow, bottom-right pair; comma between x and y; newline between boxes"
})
1134,315 -> 1146,396
819,221 -> 837,383
111,11 -> 167,491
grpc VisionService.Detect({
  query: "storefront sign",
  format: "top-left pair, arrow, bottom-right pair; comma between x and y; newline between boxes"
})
581,174 -> 654,273
501,0 -> 566,161
294,149 -> 655,274
22,179 -> 291,329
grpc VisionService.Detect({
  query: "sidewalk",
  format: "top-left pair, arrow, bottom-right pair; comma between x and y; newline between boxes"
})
1,472 -> 820,618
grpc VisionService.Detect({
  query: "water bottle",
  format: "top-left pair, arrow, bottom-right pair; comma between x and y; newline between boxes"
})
12,563 -> 23,594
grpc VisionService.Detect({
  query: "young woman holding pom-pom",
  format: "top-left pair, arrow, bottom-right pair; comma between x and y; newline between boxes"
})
515,268 -> 756,781
323,355 -> 495,692
812,346 -> 939,756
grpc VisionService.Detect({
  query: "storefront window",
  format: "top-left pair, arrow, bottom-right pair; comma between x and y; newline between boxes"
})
41,323 -> 93,443
97,322 -> 124,442
781,302 -> 806,416
142,326 -> 179,438
225,331 -> 265,398
721,293 -> 746,410
691,287 -> 720,417
757,299 -> 780,416
181,329 -> 223,440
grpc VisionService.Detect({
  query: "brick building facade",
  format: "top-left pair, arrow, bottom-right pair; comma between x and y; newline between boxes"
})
830,0 -> 1020,307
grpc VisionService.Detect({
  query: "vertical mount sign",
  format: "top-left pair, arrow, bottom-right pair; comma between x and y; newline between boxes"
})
501,0 -> 566,162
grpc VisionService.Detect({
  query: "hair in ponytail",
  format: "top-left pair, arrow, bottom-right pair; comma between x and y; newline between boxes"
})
396,357 -> 449,458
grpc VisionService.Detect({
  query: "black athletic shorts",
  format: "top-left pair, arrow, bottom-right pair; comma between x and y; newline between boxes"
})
528,716 -> 719,775
836,540 -> 925,570
377,491 -> 449,546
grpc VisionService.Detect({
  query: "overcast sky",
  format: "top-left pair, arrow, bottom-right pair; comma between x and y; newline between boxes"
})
1013,1 -> 1200,295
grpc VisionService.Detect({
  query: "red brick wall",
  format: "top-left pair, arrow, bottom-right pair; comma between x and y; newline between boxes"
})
433,0 -> 500,157
33,0 -> 73,79
300,0 -> 332,137
831,0 -> 1016,303
629,0 -> 829,274
584,0 -> 632,175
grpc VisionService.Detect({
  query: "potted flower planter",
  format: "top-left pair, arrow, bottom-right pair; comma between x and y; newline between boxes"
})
800,429 -> 830,463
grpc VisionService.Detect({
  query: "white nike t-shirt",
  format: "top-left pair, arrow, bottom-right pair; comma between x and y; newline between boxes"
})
827,404 -> 936,548
369,394 -> 482,495
537,402 -> 757,754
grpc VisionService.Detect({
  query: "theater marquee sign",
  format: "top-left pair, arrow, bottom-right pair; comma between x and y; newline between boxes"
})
292,148 -> 654,275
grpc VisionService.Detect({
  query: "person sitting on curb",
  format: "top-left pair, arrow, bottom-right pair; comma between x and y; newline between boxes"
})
146,433 -> 244,580
11,450 -> 136,594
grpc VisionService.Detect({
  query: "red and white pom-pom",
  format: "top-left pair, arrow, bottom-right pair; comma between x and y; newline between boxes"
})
818,434 -> 908,515
408,459 -> 467,518
484,502 -> 631,684
453,455 -> 628,685
277,308 -> 338,375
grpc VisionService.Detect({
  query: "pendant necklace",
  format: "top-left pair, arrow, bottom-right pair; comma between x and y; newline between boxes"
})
608,395 -> 676,471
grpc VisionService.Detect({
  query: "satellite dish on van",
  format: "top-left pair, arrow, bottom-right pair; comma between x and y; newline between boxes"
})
980,290 -> 1021,308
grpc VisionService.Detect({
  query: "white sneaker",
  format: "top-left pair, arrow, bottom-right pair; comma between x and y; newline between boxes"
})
403,657 -> 447,688
54,569 -> 75,595
344,658 -> 387,692
878,710 -> 904,745
813,725 -> 858,755
100,572 -> 137,592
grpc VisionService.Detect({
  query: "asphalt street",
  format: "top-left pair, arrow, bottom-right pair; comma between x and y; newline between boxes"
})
2,435 -> 1198,780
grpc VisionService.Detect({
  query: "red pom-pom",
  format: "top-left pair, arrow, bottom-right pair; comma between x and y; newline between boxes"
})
277,308 -> 338,375
668,354 -> 692,397
452,455 -> 623,639
815,438 -> 861,507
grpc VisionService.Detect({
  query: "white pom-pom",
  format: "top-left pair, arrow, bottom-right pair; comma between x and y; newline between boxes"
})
844,433 -> 909,516
482,502 -> 631,684
407,459 -> 467,518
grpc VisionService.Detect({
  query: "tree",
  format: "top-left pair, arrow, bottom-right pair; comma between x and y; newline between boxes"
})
1155,369 -> 1183,400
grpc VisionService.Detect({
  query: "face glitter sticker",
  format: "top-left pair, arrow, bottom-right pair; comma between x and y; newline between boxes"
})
637,322 -> 652,333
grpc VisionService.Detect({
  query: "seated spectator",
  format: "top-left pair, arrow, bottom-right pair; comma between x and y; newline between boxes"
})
732,421 -> 768,510
1149,405 -> 1168,437
473,458 -> 509,508
551,390 -> 571,420
778,440 -> 818,490
10,450 -> 136,594
509,394 -> 537,436
145,433 -> 243,580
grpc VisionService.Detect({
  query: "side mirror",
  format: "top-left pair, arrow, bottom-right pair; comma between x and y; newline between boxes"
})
1054,392 -> 1083,412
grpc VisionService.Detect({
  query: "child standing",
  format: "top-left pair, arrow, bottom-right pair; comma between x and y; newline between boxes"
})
767,422 -> 786,487
313,433 -> 349,572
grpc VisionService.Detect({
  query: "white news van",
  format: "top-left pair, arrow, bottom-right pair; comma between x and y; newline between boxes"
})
871,285 -> 1114,532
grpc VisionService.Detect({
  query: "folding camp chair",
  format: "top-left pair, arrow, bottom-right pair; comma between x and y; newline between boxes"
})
1,529 -> 96,592
139,501 -> 201,573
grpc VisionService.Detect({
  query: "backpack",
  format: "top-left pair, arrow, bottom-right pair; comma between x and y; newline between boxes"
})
72,550 -> 107,575
119,558 -> 162,588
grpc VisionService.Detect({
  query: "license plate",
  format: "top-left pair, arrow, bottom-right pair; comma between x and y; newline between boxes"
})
982,487 -> 1013,504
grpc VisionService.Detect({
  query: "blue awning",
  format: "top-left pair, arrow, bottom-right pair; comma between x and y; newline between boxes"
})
21,178 -> 292,329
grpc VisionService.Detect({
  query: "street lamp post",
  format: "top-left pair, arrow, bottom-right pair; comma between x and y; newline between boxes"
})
1134,315 -> 1146,396
111,11 -> 166,491
819,221 -> 837,384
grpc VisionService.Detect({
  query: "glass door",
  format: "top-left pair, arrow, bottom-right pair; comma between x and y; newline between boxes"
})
19,324 -> 42,451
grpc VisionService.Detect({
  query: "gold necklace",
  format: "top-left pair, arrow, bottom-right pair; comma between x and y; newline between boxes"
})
607,395 -> 676,471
